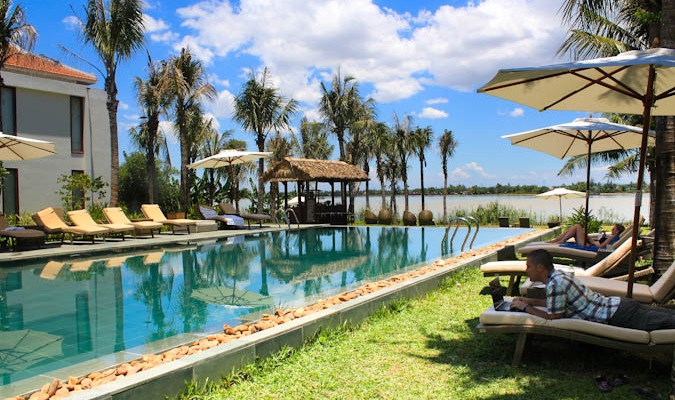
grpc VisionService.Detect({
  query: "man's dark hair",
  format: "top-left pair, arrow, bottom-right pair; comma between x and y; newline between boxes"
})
527,249 -> 554,271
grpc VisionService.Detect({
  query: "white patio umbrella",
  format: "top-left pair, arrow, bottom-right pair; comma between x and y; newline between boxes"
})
536,187 -> 586,223
503,117 -> 654,231
188,150 -> 272,212
0,132 -> 56,160
479,47 -> 675,297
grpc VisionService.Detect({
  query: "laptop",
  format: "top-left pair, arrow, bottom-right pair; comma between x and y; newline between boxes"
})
491,287 -> 513,311
487,277 -> 521,312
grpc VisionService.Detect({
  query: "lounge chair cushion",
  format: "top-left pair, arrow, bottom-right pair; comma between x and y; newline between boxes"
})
479,307 -> 651,344
68,209 -> 133,235
103,207 -> 163,234
650,329 -> 675,344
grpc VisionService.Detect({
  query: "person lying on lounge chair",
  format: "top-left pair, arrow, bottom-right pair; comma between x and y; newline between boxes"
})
508,249 -> 675,331
545,223 -> 625,251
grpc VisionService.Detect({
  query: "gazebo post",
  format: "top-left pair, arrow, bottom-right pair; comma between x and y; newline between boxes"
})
284,182 -> 288,210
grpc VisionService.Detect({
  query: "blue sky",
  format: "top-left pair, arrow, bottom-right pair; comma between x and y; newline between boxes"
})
19,0 -> 634,189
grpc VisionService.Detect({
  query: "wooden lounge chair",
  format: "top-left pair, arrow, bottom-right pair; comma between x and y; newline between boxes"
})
219,201 -> 273,228
476,306 -> 674,367
32,207 -> 109,244
68,209 -> 133,240
198,205 -> 244,229
140,204 -> 197,234
481,238 -> 636,296
103,207 -> 163,238
577,260 -> 675,304
0,212 -> 45,250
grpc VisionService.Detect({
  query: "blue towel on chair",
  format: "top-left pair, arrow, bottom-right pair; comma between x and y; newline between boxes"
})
560,242 -> 598,252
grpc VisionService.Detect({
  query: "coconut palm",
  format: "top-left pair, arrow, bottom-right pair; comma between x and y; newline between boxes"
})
296,117 -> 333,160
319,69 -> 362,162
0,0 -> 35,130
369,122 -> 391,211
233,67 -> 298,214
558,0 -> 674,274
411,125 -> 433,210
197,127 -> 233,206
133,54 -> 170,204
164,47 -> 216,213
392,113 -> 414,212
439,129 -> 458,223
268,131 -> 296,216
76,0 -> 145,206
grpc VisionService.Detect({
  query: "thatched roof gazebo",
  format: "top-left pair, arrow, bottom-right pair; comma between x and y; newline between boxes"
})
262,157 -> 369,224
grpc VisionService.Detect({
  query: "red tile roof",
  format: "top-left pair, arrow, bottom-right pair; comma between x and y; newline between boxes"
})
3,45 -> 97,85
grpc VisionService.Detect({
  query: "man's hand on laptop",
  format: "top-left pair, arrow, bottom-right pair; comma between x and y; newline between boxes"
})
510,298 -> 528,312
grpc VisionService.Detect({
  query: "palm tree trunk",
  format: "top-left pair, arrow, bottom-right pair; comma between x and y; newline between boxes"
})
257,158 -> 264,214
443,171 -> 448,223
419,157 -> 425,210
180,131 -> 190,214
655,2 -> 675,276
653,115 -> 675,274
106,78 -> 120,207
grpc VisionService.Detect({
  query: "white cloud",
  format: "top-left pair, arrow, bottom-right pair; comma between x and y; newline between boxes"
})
450,167 -> 470,180
426,98 -> 448,104
144,14 -> 169,32
62,16 -> 80,31
159,120 -> 177,144
418,107 -> 448,119
509,107 -> 524,117
209,89 -> 236,119
169,0 -> 563,106
450,162 -> 496,182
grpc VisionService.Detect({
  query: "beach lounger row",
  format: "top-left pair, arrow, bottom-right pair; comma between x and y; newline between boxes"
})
15,203 -> 270,248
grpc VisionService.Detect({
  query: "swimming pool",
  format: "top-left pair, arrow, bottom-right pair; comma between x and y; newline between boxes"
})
0,226 -> 530,389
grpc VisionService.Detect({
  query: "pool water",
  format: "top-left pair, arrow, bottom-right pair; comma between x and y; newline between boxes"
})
0,226 -> 529,386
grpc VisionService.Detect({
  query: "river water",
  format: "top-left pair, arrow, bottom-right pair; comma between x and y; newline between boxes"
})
347,193 -> 650,223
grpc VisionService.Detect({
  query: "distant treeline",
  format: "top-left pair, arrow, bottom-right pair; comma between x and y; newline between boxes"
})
316,181 -> 642,196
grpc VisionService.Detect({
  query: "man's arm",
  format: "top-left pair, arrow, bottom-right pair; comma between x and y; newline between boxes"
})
510,298 -> 563,320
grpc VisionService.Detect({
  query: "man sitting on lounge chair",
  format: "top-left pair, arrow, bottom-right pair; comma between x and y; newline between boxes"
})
546,223 -> 625,251
509,249 -> 675,331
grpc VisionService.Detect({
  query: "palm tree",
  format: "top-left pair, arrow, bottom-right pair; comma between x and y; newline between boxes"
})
319,69 -> 362,161
296,117 -> 333,160
392,113 -> 413,212
164,47 -> 216,213
558,0 -> 674,274
439,129 -> 458,223
76,0 -> 145,206
0,0 -> 36,130
197,127 -> 232,206
133,54 -> 170,204
233,67 -> 298,214
411,125 -> 433,210
370,122 -> 391,211
268,132 -> 296,216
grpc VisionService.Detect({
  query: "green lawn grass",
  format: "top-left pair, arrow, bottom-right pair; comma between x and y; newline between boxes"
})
177,268 -> 672,399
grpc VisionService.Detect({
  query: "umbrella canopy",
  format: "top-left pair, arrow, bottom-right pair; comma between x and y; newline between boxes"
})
0,330 -> 63,374
503,117 -> 654,229
536,187 -> 586,223
188,150 -> 272,211
479,47 -> 675,297
191,286 -> 274,310
0,133 -> 56,160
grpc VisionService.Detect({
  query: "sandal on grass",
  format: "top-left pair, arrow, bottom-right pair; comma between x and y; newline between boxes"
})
594,375 -> 612,393
610,374 -> 630,387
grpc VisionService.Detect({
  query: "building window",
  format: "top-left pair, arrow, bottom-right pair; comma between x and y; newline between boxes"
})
2,168 -> 18,216
71,96 -> 84,154
1,87 -> 16,135
71,170 -> 84,209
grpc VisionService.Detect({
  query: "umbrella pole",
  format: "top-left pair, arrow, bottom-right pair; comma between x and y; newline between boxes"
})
559,196 -> 563,223
627,67 -> 656,298
584,141 -> 592,235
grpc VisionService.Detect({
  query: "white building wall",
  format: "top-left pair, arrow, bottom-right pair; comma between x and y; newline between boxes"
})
2,70 -> 110,214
